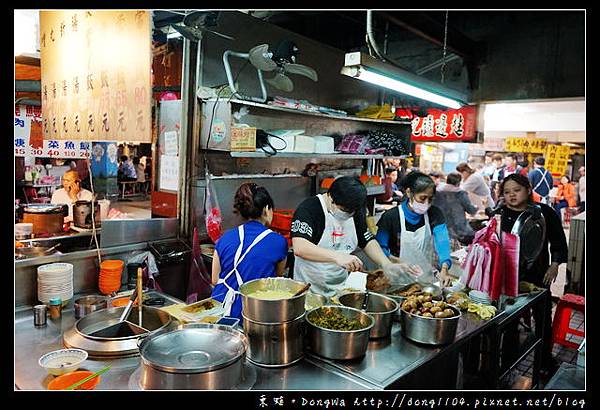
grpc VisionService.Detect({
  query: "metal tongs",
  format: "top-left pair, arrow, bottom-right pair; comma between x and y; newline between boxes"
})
118,266 -> 143,324
118,286 -> 139,323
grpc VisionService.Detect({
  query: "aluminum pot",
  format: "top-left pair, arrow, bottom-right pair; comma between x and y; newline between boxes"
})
138,323 -> 248,390
240,277 -> 309,323
400,304 -> 461,345
242,314 -> 304,367
305,306 -> 374,360
338,292 -> 398,339
21,204 -> 67,235
74,295 -> 108,319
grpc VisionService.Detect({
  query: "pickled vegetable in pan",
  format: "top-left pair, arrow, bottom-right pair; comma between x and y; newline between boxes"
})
310,310 -> 365,331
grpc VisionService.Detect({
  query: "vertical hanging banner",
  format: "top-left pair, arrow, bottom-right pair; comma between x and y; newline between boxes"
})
409,105 -> 478,142
40,10 -> 152,142
544,144 -> 571,177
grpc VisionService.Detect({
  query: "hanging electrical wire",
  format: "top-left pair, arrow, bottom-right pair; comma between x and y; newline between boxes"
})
440,11 -> 449,84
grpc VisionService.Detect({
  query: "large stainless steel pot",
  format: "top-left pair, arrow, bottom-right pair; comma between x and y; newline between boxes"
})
242,314 -> 304,367
400,305 -> 461,345
21,204 -> 67,235
385,283 -> 443,322
138,323 -> 248,390
338,292 -> 398,339
305,306 -> 373,360
240,277 -> 309,323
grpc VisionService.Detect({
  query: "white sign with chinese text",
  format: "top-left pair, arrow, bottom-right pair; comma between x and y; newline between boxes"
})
14,116 -> 32,157
164,130 -> 179,156
159,155 -> 179,192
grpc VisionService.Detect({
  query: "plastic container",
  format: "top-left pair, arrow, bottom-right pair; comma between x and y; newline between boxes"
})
271,209 -> 294,232
47,370 -> 101,390
15,223 -> 33,240
48,297 -> 63,319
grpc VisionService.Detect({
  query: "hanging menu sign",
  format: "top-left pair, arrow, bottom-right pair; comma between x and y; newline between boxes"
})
504,137 -> 548,153
40,10 -> 152,142
545,144 -> 571,177
410,105 -> 478,142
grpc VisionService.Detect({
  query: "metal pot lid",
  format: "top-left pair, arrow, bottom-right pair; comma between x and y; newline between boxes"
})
511,205 -> 546,270
139,326 -> 247,373
22,204 -> 66,214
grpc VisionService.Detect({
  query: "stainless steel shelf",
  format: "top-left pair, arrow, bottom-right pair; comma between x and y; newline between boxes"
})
204,98 -> 411,126
230,151 -> 386,159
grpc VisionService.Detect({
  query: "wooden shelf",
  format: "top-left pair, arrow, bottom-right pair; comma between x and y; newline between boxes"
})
204,98 -> 411,126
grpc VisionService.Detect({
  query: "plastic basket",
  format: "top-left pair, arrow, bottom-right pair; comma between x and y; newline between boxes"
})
271,209 -> 294,232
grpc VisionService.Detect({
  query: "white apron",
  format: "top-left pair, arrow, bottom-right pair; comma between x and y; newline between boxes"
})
398,205 -> 436,280
294,194 -> 359,297
217,224 -> 273,316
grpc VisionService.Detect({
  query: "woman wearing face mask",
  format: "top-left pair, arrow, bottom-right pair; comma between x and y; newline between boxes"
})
375,172 -> 454,287
211,183 -> 288,320
496,174 -> 568,379
291,176 -> 419,297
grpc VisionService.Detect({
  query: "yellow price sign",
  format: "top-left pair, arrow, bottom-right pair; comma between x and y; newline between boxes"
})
544,144 -> 570,177
504,137 -> 547,153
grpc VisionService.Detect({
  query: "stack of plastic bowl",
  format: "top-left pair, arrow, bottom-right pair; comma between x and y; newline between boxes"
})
37,263 -> 74,305
98,259 -> 124,295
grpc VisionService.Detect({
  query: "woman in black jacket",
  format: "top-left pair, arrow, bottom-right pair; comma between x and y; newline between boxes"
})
497,173 -> 568,380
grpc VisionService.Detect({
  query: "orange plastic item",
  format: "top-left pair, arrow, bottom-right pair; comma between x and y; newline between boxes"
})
100,260 -> 124,271
271,209 -> 294,232
48,371 -> 101,390
320,178 -> 335,189
111,297 -> 138,307
552,293 -> 585,349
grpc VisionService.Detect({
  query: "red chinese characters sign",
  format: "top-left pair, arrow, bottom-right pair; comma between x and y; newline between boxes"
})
409,105 -> 478,142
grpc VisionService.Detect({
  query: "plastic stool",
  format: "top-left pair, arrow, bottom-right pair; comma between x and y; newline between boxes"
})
552,293 -> 585,349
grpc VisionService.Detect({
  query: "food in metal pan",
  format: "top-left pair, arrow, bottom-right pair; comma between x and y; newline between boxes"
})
247,289 -> 295,300
401,295 -> 458,319
182,299 -> 219,313
310,310 -> 366,331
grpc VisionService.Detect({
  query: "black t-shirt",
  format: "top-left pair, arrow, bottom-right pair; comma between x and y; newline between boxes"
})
500,203 -> 568,286
376,204 -> 446,257
291,196 -> 374,248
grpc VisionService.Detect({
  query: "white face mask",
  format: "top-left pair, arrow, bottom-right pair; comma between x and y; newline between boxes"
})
410,197 -> 431,215
330,205 -> 354,221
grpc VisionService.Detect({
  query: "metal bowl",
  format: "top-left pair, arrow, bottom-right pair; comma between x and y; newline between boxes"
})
74,295 -> 108,319
304,292 -> 328,311
384,283 -> 442,322
305,306 -> 374,360
240,277 -> 309,323
400,304 -> 461,345
338,292 -> 398,339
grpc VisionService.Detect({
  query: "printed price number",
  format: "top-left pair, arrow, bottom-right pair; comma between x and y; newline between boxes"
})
47,149 -> 60,157
134,87 -> 147,105
31,148 -> 43,156
63,150 -> 77,157
115,90 -> 128,107
15,148 -> 26,155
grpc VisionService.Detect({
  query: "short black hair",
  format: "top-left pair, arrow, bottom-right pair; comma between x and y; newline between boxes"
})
446,172 -> 462,186
329,176 -> 366,213
401,171 -> 436,194
385,167 -> 397,175
120,155 -> 128,162
534,156 -> 545,166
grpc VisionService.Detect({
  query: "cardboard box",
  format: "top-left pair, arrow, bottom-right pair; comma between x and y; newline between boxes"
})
230,127 -> 256,152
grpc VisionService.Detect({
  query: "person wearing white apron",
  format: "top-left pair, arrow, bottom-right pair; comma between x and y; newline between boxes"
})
292,176 -> 420,297
375,172 -> 454,287
211,183 -> 288,319
528,157 -> 553,205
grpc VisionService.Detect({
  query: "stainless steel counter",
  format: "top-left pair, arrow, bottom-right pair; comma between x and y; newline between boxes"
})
14,292 -> 372,391
16,291 -> 531,391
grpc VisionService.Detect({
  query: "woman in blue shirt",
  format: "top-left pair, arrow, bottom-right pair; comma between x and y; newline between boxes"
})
211,183 -> 288,319
375,172 -> 453,287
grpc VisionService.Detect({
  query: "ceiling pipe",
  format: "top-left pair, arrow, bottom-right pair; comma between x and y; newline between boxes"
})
366,11 -> 410,71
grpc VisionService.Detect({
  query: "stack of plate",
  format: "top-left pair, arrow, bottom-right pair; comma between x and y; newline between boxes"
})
37,263 -> 74,304
469,290 -> 492,305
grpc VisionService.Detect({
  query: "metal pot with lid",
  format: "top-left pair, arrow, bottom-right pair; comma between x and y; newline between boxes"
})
21,204 -> 68,235
138,323 -> 248,390
73,200 -> 101,229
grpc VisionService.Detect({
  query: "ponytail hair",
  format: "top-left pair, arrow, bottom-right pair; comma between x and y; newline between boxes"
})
233,182 -> 274,220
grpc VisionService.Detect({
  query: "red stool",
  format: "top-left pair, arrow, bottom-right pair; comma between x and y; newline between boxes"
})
564,207 -> 579,226
552,293 -> 585,349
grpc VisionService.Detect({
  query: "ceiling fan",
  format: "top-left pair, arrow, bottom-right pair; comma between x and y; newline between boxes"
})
223,40 -> 318,102
171,11 -> 235,41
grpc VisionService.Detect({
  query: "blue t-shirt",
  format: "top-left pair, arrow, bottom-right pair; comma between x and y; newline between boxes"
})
211,221 -> 288,319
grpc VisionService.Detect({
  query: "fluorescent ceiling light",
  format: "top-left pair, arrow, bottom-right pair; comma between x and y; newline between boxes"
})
341,52 -> 467,110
